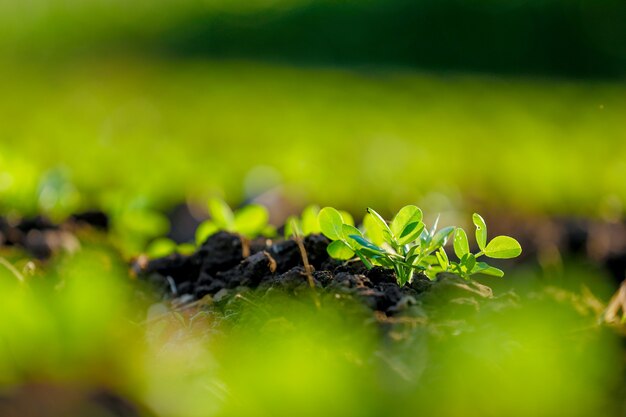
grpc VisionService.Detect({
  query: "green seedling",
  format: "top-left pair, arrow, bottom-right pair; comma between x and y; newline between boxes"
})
284,205 -> 321,238
444,213 -> 522,279
145,238 -> 196,258
195,198 -> 275,245
319,206 -> 522,286
284,205 -> 354,238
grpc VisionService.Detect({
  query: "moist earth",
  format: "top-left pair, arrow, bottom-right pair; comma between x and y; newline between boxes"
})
133,231 -> 503,317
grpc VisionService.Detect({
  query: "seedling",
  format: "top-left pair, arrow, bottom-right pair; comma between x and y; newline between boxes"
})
145,238 -> 196,258
284,205 -> 354,238
318,206 -> 521,286
444,213 -> 522,279
195,198 -> 275,245
284,205 -> 322,238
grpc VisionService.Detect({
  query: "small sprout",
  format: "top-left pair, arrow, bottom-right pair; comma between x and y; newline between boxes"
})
447,213 -> 522,279
285,205 -> 354,239
285,205 -> 321,238
146,237 -> 178,258
318,207 -> 357,260
195,198 -> 273,245
176,243 -> 197,256
320,206 -> 522,286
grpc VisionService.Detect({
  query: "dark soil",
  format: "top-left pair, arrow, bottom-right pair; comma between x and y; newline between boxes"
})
134,231 -> 500,317
0,212 -> 108,259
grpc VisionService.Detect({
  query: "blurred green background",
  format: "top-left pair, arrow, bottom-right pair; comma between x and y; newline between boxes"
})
1,0 -> 626,222
1,1 -> 626,416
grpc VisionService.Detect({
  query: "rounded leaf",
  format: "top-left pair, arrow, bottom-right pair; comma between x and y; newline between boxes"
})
460,252 -> 476,272
318,207 -> 345,241
453,228 -> 470,258
431,226 -> 455,249
195,220 -> 218,245
350,234 -> 384,254
484,236 -> 522,259
366,208 -> 393,244
234,204 -> 269,238
398,221 -> 424,245
339,210 -> 355,227
390,205 -> 423,237
208,198 -> 234,228
284,216 -> 301,238
146,237 -> 177,258
363,213 -> 385,246
327,240 -> 355,260
342,223 -> 362,241
471,261 -> 505,277
177,243 -> 196,256
472,213 -> 487,251
301,205 -> 321,235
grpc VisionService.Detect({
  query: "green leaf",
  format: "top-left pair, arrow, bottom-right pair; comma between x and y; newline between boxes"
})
120,209 -> 170,238
146,237 -> 177,258
460,253 -> 476,273
436,247 -> 449,270
318,207 -> 345,241
342,224 -> 362,247
208,198 -> 235,229
398,221 -> 425,245
349,234 -> 384,254
176,243 -> 196,256
366,208 -> 393,244
472,213 -> 487,251
327,240 -> 355,260
390,205 -> 423,237
453,228 -> 470,258
339,210 -> 355,227
233,204 -> 269,238
195,220 -> 218,245
284,216 -> 302,238
484,236 -> 522,259
301,205 -> 320,235
430,214 -> 440,237
262,225 -> 277,238
363,213 -> 385,246
430,226 -> 455,250
342,224 -> 362,239
472,262 -> 504,277
355,252 -> 374,269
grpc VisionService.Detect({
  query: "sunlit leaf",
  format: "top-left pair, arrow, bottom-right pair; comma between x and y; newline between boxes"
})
453,228 -> 470,258
339,210 -> 355,227
208,198 -> 234,229
327,240 -> 355,260
390,205 -> 423,237
472,213 -> 487,251
398,221 -> 424,245
195,220 -> 218,245
234,204 -> 269,238
366,208 -> 393,244
484,236 -> 522,259
318,207 -> 345,241
146,237 -> 177,258
363,213 -> 385,246
301,205 -> 321,235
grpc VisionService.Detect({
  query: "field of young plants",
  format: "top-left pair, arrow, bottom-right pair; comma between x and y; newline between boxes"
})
1,1 -> 626,416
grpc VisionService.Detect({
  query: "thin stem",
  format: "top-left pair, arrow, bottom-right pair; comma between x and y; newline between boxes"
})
290,220 -> 320,309
0,257 -> 25,283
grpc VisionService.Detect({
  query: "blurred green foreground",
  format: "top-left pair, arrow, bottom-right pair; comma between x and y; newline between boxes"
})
0,251 -> 623,417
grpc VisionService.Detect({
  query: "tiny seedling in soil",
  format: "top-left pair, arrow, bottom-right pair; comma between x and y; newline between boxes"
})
284,205 -> 354,238
195,198 -> 275,245
318,206 -> 521,286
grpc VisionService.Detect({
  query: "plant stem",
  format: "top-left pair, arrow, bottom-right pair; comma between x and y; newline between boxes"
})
0,257 -> 25,283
